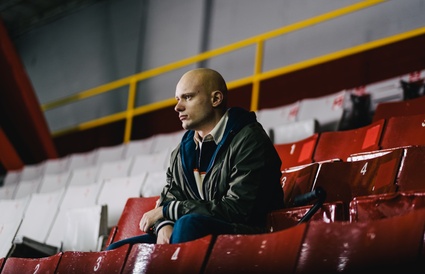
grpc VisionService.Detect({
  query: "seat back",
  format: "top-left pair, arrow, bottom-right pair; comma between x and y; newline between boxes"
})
397,145 -> 425,192
97,174 -> 146,228
16,189 -> 65,243
313,119 -> 385,163
256,101 -> 300,130
122,235 -> 213,274
373,93 -> 425,122
110,196 -> 159,244
313,148 -> 403,214
1,252 -> 62,274
349,191 -> 425,222
297,90 -> 347,131
294,209 -> 425,273
270,119 -> 319,144
204,224 -> 306,274
55,244 -> 130,274
281,163 -> 319,207
380,113 -> 425,149
128,149 -> 170,176
274,133 -> 319,170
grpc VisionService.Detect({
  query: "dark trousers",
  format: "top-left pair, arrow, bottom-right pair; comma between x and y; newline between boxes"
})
105,213 -> 234,250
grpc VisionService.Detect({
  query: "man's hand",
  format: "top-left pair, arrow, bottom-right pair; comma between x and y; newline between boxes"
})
156,225 -> 173,244
139,206 -> 163,233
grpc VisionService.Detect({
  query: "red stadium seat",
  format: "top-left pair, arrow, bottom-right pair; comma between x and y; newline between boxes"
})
397,145 -> 425,192
280,163 -> 319,207
294,209 -> 425,273
372,94 -> 425,122
349,191 -> 425,222
1,252 -> 62,274
313,148 -> 403,215
274,133 -> 319,170
313,119 -> 385,163
267,201 -> 346,232
122,235 -> 213,274
107,196 -> 159,245
55,244 -> 130,274
203,224 -> 306,274
380,113 -> 425,149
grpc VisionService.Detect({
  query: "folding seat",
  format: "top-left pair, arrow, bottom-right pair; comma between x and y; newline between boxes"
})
122,235 -> 213,274
16,189 -> 65,244
0,252 -> 62,274
46,183 -> 102,248
0,221 -> 21,258
372,93 -> 425,122
38,171 -> 71,194
67,165 -> 100,186
13,177 -> 42,199
62,204 -> 108,252
93,144 -> 126,166
313,148 -> 403,216
2,169 -> 21,186
349,191 -> 425,222
128,149 -> 170,176
97,174 -> 146,228
274,133 -> 319,170
55,243 -> 129,274
203,224 -> 306,274
380,113 -> 425,149
95,157 -> 133,181
150,130 -> 185,153
67,150 -> 97,171
18,162 -> 46,182
0,196 -> 30,224
140,171 -> 167,197
313,119 -> 385,163
256,101 -> 300,131
106,196 -> 158,246
280,163 -> 319,206
294,209 -> 425,273
0,184 -> 17,200
123,136 -> 156,158
269,118 -> 319,144
297,90 -> 347,132
397,145 -> 425,192
366,76 -> 404,113
42,156 -> 70,175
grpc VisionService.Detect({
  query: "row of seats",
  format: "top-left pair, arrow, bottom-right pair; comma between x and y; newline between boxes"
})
104,145 -> 425,246
256,69 -> 425,144
1,69 -> 423,189
0,156 -> 171,258
275,98 -> 425,170
0,70 -> 424,270
1,198 -> 423,273
1,130 -> 184,188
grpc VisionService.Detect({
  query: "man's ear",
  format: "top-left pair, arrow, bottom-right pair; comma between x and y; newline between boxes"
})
211,90 -> 223,107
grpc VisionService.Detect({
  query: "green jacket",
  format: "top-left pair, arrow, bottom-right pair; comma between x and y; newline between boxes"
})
155,107 -> 284,234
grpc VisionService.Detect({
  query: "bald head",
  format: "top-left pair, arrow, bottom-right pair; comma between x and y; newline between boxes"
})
178,68 -> 228,109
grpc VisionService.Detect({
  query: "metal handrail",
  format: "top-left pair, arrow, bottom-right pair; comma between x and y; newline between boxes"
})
41,0 -> 386,141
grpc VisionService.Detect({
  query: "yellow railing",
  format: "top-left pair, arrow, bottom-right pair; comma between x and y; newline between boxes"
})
42,0 -> 387,142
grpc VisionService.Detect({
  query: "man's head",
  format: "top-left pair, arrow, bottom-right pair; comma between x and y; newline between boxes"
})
174,68 -> 228,137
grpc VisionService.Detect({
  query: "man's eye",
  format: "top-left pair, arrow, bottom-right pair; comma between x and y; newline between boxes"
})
185,95 -> 192,101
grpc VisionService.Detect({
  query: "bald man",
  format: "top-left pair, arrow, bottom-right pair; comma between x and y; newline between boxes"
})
107,68 -> 283,248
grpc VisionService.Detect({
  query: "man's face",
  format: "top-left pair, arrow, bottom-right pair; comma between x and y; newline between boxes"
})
174,74 -> 215,133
